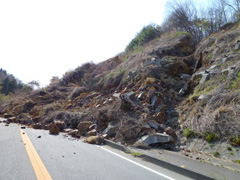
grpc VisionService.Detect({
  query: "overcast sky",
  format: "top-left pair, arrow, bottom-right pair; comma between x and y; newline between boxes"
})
1,0 -> 211,87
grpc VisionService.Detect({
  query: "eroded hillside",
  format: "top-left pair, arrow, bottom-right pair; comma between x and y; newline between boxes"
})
2,22 -> 240,151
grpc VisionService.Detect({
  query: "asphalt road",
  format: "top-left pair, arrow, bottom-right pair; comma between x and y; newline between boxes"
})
0,119 -> 192,180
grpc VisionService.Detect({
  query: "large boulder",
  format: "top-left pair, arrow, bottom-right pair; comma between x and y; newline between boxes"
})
77,121 -> 92,135
102,124 -> 118,137
85,136 -> 104,144
141,133 -> 171,145
49,121 -> 65,135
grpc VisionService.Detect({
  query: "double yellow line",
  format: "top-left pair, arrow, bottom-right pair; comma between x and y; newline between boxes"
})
21,129 -> 52,180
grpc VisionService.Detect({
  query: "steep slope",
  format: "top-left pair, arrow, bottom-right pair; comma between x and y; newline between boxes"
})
2,32 -> 195,146
178,22 -> 240,143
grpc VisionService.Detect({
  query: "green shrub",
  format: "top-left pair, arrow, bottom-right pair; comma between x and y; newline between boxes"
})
175,31 -> 191,37
229,136 -> 240,146
231,72 -> 240,89
125,24 -> 161,52
130,151 -> 143,157
184,128 -> 196,139
204,132 -> 218,143
233,160 -> 240,164
213,151 -> 220,157
227,146 -> 232,151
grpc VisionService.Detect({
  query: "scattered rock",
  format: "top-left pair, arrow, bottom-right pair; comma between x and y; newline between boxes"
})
200,73 -> 210,84
133,140 -> 151,149
8,117 -> 17,123
32,123 -> 42,129
77,121 -> 92,135
103,124 -> 118,137
3,113 -> 12,118
68,130 -> 79,137
86,129 -> 97,136
85,136 -> 104,144
49,121 -> 64,135
148,120 -> 159,130
180,74 -> 191,80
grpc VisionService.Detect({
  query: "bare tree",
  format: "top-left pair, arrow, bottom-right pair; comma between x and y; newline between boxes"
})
163,0 -> 204,44
221,0 -> 240,21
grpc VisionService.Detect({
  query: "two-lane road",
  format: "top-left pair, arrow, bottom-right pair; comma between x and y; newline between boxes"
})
0,120 -> 192,180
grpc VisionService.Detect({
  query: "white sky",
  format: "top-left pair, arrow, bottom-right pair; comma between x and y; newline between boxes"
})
0,0 -> 167,86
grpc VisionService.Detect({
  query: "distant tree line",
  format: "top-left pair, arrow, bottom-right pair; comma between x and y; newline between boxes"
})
0,68 -> 26,95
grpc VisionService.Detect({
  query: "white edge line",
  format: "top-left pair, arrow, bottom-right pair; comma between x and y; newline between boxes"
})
100,146 -> 176,180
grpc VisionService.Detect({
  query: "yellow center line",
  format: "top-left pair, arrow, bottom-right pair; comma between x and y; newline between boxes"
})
20,129 -> 53,180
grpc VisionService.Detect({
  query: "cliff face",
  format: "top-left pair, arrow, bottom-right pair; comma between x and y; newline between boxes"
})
3,22 -> 240,148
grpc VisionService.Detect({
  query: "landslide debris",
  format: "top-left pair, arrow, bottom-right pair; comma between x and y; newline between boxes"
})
2,22 -> 240,152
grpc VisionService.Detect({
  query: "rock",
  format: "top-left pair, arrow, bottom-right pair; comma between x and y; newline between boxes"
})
178,85 -> 187,96
49,121 -> 65,135
89,124 -> 97,130
8,117 -> 17,123
145,77 -> 156,85
68,130 -> 79,138
37,136 -> 41,138
87,129 -> 97,136
115,132 -> 124,142
102,124 -> 118,137
63,128 -> 72,133
3,113 -> 12,118
151,95 -> 158,108
234,41 -> 240,50
112,93 -> 121,99
198,95 -> 208,100
121,91 -> 135,100
133,140 -> 151,149
147,89 -> 155,103
148,120 -> 159,130
85,136 -> 104,144
102,134 -> 110,139
209,65 -> 217,70
69,87 -> 85,100
137,92 -> 144,101
78,121 -> 92,135
141,123 -> 151,132
32,123 -> 42,129
141,133 -> 171,145
180,74 -> 191,80
32,116 -> 40,123
49,123 -> 60,135
199,73 -> 210,84
154,112 -> 166,123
